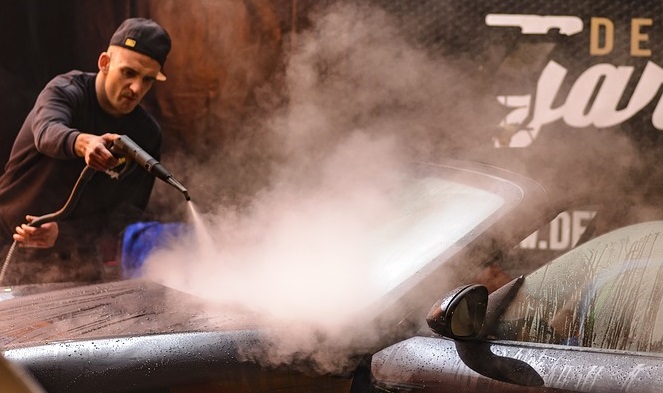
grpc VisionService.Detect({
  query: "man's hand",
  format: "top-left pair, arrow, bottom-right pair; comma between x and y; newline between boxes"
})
13,216 -> 59,248
74,133 -> 121,171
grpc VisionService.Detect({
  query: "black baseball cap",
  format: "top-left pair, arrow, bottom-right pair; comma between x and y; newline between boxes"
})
109,18 -> 171,81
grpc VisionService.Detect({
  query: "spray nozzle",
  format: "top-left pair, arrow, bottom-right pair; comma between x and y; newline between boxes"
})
167,177 -> 191,201
110,135 -> 191,201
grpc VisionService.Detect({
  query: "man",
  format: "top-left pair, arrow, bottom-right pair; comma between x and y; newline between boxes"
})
0,18 -> 171,285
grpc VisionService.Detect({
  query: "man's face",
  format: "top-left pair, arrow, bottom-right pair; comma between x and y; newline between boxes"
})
98,46 -> 162,116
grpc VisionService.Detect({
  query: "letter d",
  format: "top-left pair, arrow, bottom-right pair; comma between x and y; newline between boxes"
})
590,17 -> 614,56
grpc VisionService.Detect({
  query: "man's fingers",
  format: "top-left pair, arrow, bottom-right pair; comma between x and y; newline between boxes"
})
77,134 -> 120,171
90,143 -> 120,170
13,225 -> 30,245
101,133 -> 120,144
16,224 -> 35,236
13,221 -> 58,248
86,156 -> 107,172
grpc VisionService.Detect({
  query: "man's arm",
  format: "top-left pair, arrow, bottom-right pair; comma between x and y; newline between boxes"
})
29,79 -> 84,159
30,76 -> 122,172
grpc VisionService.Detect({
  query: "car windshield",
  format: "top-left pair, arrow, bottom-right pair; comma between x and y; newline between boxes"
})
367,175 -> 504,297
493,220 -> 663,353
164,166 -> 514,318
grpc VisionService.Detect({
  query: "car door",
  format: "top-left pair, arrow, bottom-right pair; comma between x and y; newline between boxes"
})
371,220 -> 663,392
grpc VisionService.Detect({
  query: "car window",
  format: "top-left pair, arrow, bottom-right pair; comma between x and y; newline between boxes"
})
369,176 -> 504,296
493,220 -> 663,353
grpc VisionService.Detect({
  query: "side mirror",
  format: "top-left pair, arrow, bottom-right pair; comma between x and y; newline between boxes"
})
426,278 -> 543,387
426,284 -> 488,340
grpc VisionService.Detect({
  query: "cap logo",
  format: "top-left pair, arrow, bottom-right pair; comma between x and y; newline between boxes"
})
124,38 -> 136,48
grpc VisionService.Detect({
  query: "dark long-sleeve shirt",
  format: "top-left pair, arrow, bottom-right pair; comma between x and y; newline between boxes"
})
0,71 -> 162,283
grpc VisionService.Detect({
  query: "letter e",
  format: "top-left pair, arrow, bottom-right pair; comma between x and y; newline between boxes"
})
631,18 -> 653,57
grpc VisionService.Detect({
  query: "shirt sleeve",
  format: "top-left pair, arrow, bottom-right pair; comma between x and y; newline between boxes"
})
30,78 -> 83,159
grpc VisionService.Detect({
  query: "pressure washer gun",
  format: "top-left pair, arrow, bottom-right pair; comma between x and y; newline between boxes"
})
109,135 -> 190,201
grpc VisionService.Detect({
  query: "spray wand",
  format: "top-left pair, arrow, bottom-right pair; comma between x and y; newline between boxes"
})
0,135 -> 190,285
109,135 -> 190,201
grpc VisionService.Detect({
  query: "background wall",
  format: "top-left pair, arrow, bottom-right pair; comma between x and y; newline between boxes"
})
1,0 -> 662,260
0,0 -> 300,217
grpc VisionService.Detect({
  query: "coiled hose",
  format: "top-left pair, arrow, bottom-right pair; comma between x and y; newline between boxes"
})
0,166 -> 95,285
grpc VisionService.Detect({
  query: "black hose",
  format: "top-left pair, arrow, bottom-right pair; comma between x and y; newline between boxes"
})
0,166 -> 96,285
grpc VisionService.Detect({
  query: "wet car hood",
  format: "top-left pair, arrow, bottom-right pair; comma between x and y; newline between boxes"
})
0,278 -> 259,348
0,279 -> 269,393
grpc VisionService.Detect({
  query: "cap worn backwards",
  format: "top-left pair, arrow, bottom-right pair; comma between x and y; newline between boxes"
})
109,18 -> 171,81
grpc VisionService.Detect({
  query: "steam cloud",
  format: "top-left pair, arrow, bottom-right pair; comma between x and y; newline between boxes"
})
144,2 -> 497,373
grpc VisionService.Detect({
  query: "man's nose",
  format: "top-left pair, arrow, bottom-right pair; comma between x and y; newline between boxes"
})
129,79 -> 145,96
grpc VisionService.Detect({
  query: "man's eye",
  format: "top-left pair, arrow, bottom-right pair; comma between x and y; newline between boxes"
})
122,69 -> 137,78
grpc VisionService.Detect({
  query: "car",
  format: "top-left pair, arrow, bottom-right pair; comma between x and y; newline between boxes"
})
0,159 -> 556,393
370,219 -> 663,392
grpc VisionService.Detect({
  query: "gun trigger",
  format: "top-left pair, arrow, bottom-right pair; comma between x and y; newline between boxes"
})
105,169 -> 120,179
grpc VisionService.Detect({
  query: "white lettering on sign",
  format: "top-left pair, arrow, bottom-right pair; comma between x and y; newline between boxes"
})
501,60 -> 663,147
520,210 -> 596,250
485,14 -> 584,36
488,14 -> 661,147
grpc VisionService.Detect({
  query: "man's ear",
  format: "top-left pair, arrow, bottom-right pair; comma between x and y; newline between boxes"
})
98,52 -> 110,73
